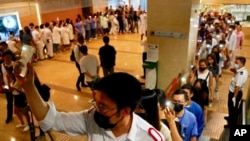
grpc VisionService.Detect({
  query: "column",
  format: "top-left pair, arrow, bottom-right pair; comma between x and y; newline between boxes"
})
147,0 -> 200,90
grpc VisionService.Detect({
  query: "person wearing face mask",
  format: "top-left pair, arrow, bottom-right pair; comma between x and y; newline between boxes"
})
13,66 -> 165,141
224,56 -> 248,128
181,84 -> 204,139
206,53 -> 219,100
188,59 -> 214,106
164,89 -> 198,141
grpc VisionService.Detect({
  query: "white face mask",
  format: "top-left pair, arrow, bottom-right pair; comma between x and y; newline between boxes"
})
234,64 -> 240,70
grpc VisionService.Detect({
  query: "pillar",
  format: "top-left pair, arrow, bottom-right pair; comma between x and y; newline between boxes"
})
147,0 -> 200,90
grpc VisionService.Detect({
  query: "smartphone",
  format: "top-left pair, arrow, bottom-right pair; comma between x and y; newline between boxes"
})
19,45 -> 34,77
3,85 -> 9,90
165,100 -> 174,111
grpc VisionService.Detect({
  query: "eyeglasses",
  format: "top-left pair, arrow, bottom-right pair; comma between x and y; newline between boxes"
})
91,100 -> 116,113
172,100 -> 185,104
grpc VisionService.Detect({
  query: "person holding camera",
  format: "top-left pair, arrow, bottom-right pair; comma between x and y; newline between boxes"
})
164,89 -> 198,141
13,64 -> 165,140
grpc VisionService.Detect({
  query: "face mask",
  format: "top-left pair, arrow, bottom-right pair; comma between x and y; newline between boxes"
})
173,103 -> 184,112
94,111 -> 120,129
199,67 -> 206,72
194,87 -> 201,93
234,64 -> 240,70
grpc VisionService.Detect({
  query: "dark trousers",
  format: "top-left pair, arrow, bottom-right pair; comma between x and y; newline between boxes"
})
75,62 -> 85,86
102,67 -> 114,77
142,52 -> 147,77
227,91 -> 242,126
86,30 -> 91,41
5,91 -> 13,120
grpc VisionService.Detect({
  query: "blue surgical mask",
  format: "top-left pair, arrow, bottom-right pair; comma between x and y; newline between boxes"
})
234,64 -> 240,70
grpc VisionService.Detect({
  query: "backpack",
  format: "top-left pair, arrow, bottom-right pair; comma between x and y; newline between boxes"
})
195,70 -> 210,87
70,49 -> 75,61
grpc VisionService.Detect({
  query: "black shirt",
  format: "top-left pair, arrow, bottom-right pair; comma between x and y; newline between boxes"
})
98,44 -> 116,68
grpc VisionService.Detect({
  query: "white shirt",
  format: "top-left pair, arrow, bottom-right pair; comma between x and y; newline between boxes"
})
7,40 -> 18,53
1,61 -> 14,86
73,44 -> 84,63
61,27 -> 70,45
197,70 -> 210,87
160,122 -> 172,141
52,26 -> 61,44
229,67 -> 248,92
226,31 -> 237,51
140,13 -> 147,25
39,102 -> 165,141
67,24 -> 74,40
79,54 -> 99,82
43,28 -> 52,40
32,30 -> 40,42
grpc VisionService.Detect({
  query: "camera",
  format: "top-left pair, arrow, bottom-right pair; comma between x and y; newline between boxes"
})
219,44 -> 224,48
3,85 -> 9,90
18,45 -> 34,77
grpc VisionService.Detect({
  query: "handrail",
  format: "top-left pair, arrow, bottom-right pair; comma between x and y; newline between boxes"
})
237,99 -> 246,125
165,73 -> 182,99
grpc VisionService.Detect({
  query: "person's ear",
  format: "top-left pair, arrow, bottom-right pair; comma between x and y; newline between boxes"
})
190,93 -> 194,98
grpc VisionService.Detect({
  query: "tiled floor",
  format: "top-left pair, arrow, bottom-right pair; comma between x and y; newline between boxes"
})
0,33 -> 249,141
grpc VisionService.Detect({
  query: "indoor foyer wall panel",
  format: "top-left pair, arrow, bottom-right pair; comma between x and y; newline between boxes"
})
41,8 -> 83,24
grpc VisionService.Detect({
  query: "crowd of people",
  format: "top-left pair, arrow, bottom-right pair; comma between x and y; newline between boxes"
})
0,3 -> 248,141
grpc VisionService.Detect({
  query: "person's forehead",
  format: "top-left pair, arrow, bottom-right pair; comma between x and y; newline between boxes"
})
173,94 -> 185,100
94,91 -> 116,106
199,62 -> 206,66
182,89 -> 190,94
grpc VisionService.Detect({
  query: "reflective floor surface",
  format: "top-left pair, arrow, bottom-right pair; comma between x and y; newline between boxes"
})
0,33 -> 249,141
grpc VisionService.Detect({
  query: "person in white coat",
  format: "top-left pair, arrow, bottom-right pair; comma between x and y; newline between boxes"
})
226,25 -> 237,66
43,23 -> 53,58
60,23 -> 70,51
32,26 -> 45,60
52,21 -> 61,54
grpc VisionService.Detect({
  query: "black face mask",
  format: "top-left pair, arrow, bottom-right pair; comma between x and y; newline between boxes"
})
193,87 -> 201,93
199,67 -> 206,72
173,103 -> 184,113
94,111 -> 120,129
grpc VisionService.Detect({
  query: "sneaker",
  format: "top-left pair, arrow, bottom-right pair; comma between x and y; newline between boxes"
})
76,85 -> 81,91
5,118 -> 13,124
16,124 -> 26,128
23,125 -> 30,132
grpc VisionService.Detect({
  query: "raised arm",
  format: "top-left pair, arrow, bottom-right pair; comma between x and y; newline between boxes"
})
14,62 -> 49,121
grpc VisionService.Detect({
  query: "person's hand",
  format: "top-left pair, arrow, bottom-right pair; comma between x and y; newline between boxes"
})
232,97 -> 236,107
164,107 -> 176,123
13,62 -> 34,89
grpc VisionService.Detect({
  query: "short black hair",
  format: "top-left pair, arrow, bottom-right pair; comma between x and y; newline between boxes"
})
0,41 -> 8,46
172,89 -> 189,101
103,36 -> 109,44
45,22 -> 50,27
236,56 -> 246,65
181,84 -> 194,94
79,45 -> 88,54
29,23 -> 34,27
2,49 -> 13,57
95,72 -> 142,113
78,35 -> 84,43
